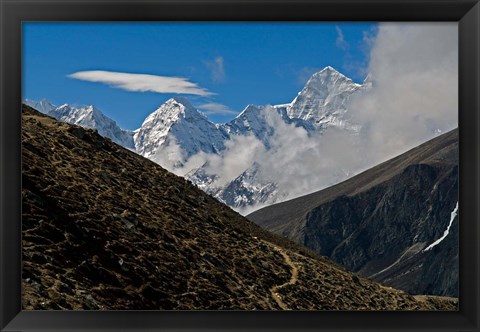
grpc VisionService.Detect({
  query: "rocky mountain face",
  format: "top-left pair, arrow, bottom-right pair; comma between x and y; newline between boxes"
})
21,105 -> 457,310
248,129 -> 459,297
25,66 -> 367,213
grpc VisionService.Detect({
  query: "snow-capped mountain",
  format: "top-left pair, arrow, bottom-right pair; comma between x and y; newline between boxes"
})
50,104 -> 135,149
182,67 -> 369,212
286,66 -> 363,130
24,98 -> 57,114
23,99 -> 135,149
24,66 -> 369,214
133,97 -> 228,164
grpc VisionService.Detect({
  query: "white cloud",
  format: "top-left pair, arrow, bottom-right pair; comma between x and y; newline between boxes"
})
205,135 -> 266,187
68,70 -> 213,96
197,102 -> 237,115
347,22 -> 458,164
335,25 -> 349,50
150,136 -> 187,175
244,109 -> 363,204
204,56 -> 225,83
362,26 -> 378,52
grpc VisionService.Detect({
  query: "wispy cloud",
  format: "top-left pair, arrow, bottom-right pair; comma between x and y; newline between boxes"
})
204,56 -> 225,83
68,70 -> 213,96
349,22 -> 458,162
335,25 -> 349,51
197,102 -> 237,115
361,25 -> 378,52
341,25 -> 378,80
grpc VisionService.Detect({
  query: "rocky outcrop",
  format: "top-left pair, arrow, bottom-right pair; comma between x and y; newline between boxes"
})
248,129 -> 458,297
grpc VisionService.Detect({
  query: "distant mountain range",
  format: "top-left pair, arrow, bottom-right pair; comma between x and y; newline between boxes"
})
24,99 -> 135,149
21,104 -> 457,310
25,66 -> 370,213
248,129 -> 459,297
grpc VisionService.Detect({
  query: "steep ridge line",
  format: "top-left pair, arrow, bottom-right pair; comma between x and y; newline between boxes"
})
267,243 -> 300,310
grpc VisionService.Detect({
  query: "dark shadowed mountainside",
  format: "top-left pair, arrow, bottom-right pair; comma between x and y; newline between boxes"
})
22,105 -> 456,310
248,129 -> 458,297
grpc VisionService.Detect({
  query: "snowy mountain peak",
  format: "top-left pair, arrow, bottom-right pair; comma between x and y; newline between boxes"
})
23,98 -> 57,114
25,101 -> 135,149
170,96 -> 195,109
134,97 -> 228,161
142,97 -> 199,127
322,65 -> 335,71
51,104 -> 100,124
318,65 -> 341,75
305,66 -> 358,89
286,67 -> 363,126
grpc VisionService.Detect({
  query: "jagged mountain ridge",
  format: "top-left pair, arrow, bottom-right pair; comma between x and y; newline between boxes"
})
24,98 -> 57,113
190,67 -> 367,210
24,99 -> 135,149
21,104 -> 457,310
182,66 -> 367,210
24,66 -> 368,211
248,129 -> 459,297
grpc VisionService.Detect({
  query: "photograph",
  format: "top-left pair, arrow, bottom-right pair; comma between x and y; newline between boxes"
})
20,21 -> 460,311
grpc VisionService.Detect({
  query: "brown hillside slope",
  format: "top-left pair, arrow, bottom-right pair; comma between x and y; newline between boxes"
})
22,105 -> 456,310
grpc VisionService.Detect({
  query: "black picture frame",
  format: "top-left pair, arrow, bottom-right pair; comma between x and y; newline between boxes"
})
1,0 -> 479,331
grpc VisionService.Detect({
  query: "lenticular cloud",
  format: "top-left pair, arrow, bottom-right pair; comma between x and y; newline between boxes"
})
69,70 -> 213,96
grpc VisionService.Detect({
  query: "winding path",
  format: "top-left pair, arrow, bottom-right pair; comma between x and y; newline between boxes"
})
269,247 -> 299,310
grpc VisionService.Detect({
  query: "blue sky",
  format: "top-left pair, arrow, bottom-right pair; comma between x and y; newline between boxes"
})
23,22 -> 377,130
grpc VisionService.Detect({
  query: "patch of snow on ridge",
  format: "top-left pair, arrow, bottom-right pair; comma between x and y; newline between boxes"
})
424,201 -> 459,251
